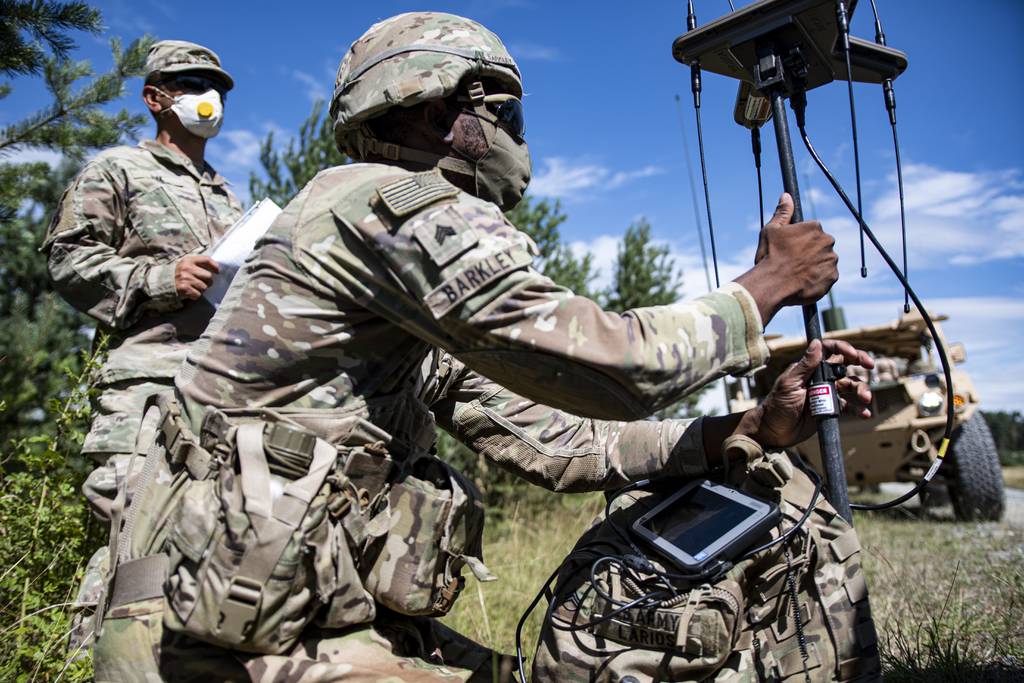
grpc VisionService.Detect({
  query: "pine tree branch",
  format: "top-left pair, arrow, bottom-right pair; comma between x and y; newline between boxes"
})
0,0 -> 101,76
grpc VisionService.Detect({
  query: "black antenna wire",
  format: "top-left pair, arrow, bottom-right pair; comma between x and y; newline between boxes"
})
869,0 -> 912,313
675,94 -> 714,292
752,127 -> 765,228
688,0 -> 721,287
837,1 -> 868,278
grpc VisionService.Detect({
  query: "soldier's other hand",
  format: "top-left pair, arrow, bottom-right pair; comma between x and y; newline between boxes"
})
736,193 -> 838,323
735,339 -> 874,448
175,255 -> 220,300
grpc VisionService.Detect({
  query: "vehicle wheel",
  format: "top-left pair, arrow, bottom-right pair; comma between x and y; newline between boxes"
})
947,414 -> 1005,521
918,482 -> 950,510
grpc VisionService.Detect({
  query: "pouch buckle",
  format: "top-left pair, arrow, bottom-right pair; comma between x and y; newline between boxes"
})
431,574 -> 464,614
217,575 -> 263,640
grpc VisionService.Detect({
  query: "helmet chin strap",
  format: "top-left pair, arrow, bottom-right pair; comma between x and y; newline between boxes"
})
357,131 -> 476,176
357,80 -> 494,179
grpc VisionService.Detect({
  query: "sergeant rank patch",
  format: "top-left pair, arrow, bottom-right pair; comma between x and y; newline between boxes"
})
413,205 -> 479,267
376,171 -> 459,217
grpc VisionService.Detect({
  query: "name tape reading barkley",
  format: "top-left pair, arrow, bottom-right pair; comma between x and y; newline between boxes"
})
425,245 -> 532,318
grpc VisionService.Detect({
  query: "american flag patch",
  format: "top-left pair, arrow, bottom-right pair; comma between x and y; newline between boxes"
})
376,171 -> 459,217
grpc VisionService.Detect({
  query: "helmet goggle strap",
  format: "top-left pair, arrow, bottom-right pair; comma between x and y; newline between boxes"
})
457,80 -> 525,141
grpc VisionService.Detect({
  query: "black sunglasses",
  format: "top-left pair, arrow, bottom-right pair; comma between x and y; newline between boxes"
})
160,74 -> 229,99
488,97 -> 525,139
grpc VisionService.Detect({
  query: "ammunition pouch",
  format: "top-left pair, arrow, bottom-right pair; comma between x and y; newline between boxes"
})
109,397 -> 490,655
163,419 -> 361,653
362,456 -> 492,617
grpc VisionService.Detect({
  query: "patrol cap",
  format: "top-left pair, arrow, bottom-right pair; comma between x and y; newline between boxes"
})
145,39 -> 234,91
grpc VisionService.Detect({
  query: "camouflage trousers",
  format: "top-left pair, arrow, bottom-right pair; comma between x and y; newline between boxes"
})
93,599 -> 516,682
82,380 -> 175,520
532,460 -> 881,683
69,379 -> 174,659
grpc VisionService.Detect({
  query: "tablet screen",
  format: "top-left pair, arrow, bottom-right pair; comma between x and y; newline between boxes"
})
645,487 -> 754,559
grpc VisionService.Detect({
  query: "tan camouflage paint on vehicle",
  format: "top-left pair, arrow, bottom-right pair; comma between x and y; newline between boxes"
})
44,139 -> 242,455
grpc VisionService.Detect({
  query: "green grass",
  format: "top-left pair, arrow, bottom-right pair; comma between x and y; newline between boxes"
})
1003,465 -> 1024,490
443,492 -> 1024,680
443,492 -> 605,660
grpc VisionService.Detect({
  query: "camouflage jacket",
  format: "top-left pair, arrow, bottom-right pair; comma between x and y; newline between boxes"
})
43,140 -> 243,385
177,162 -> 769,482
430,354 -> 710,490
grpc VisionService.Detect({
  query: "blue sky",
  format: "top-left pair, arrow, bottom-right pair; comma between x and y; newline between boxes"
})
5,0 -> 1023,410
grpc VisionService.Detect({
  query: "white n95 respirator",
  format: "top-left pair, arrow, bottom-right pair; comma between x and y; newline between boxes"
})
167,89 -> 224,139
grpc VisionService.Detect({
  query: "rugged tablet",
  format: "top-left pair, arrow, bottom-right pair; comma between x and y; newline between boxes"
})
632,480 -> 780,573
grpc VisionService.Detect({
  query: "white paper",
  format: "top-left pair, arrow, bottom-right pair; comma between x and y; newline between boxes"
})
203,198 -> 282,307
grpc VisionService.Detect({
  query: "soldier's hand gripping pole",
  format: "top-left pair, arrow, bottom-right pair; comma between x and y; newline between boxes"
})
760,48 -> 853,524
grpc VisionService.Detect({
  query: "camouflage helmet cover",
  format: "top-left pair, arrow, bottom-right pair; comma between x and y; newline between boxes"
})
331,12 -> 522,156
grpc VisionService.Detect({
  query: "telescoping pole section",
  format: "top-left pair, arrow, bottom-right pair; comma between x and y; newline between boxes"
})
767,87 -> 852,523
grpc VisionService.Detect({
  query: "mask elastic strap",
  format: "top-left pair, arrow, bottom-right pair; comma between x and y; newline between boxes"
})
150,87 -> 178,117
358,128 -> 475,177
464,80 -> 497,149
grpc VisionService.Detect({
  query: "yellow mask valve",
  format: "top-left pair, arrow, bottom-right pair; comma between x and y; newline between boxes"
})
197,101 -> 214,119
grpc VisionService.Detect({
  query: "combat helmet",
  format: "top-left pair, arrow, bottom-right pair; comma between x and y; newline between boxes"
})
331,12 -> 522,160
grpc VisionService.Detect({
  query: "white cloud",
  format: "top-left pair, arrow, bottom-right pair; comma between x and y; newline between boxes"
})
208,129 -> 262,172
530,157 -> 664,200
292,70 -> 328,103
508,42 -> 560,61
816,162 -> 1024,273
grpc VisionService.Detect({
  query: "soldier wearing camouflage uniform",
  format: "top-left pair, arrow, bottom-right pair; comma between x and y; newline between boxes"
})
92,13 -> 877,682
43,40 -> 242,655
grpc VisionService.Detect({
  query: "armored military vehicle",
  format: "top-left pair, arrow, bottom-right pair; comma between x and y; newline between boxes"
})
729,310 -> 1005,521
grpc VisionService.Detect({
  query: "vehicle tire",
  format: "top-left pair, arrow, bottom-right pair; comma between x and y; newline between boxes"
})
947,414 -> 1005,521
918,483 -> 950,510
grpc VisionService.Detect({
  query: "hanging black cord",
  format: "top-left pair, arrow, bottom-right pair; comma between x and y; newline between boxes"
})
891,108 -> 910,313
837,1 -> 868,278
869,0 -> 912,313
514,479 -> 652,681
752,127 -> 765,228
514,539 -> 620,682
793,97 -> 956,511
688,0 -> 721,287
515,559 -> 564,682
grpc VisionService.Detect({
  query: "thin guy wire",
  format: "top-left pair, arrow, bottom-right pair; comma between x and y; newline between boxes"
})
675,94 -> 713,292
